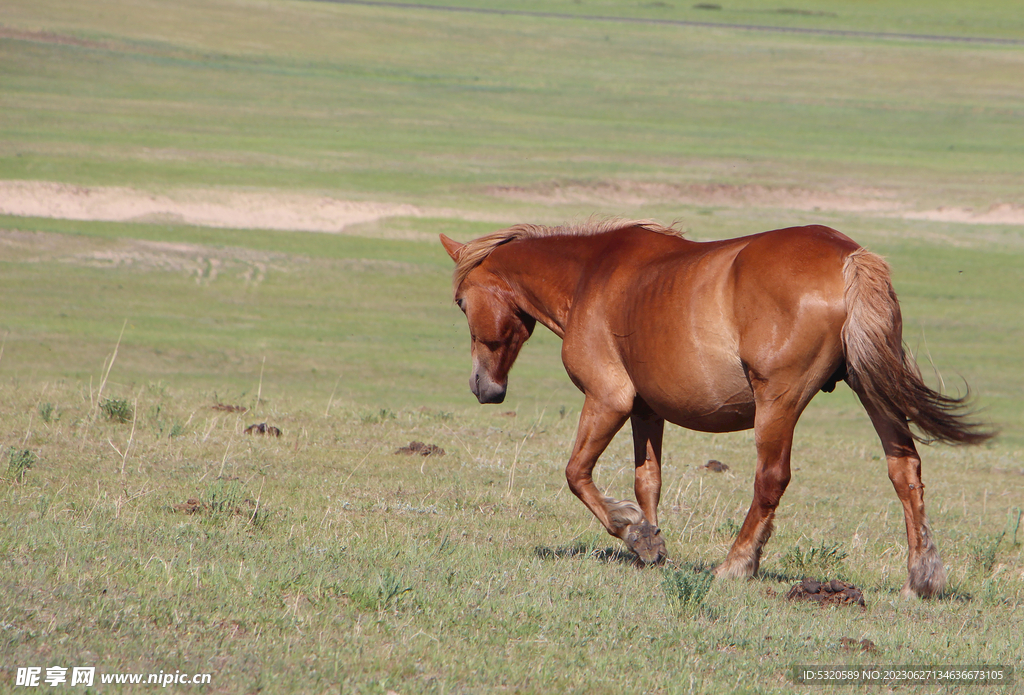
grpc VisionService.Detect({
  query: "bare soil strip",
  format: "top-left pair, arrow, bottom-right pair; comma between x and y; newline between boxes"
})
2,180 -> 1022,234
0,181 -> 425,233
489,180 -> 1024,226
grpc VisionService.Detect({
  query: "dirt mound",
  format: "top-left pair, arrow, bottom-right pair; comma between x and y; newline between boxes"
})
244,423 -> 282,437
840,637 -> 880,654
394,441 -> 445,456
786,578 -> 865,607
173,497 -> 258,517
212,403 -> 248,413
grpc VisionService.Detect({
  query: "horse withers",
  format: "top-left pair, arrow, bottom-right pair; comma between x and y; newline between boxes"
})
440,219 -> 992,598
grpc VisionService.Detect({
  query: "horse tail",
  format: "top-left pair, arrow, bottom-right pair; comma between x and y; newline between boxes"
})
840,248 -> 994,446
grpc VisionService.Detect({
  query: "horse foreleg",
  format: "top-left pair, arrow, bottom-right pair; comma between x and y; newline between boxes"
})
716,394 -> 796,580
565,398 -> 666,564
631,403 -> 665,527
860,401 -> 946,598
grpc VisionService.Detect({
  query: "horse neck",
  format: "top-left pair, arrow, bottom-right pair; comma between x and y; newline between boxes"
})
488,236 -> 591,339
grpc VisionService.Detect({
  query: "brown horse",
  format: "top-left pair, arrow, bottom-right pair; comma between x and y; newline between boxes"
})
440,219 -> 992,598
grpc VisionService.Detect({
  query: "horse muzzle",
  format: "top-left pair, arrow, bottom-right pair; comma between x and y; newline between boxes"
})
470,370 -> 507,404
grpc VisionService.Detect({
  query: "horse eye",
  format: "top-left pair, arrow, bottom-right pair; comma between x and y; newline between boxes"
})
456,298 -> 466,312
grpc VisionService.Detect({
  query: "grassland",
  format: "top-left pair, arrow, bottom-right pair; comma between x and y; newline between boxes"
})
2,1 -> 1023,693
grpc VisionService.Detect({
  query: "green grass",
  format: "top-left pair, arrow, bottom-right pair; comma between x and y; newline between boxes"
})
369,0 -> 1024,41
1,215 -> 1021,694
1,1 -> 1023,693
1,379 -> 1021,693
2,0 -> 1023,210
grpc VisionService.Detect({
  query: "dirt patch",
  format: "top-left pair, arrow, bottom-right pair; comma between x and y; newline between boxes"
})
394,441 -> 446,456
903,203 -> 1024,226
212,403 -> 248,413
786,578 -> 866,607
0,181 -> 427,233
244,423 -> 282,437
173,498 -> 205,514
172,497 -> 258,516
488,179 -> 1024,226
5,179 -> 1021,240
840,637 -> 880,654
487,180 -> 903,214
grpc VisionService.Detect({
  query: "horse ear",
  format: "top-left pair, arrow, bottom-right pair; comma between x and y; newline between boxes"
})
439,234 -> 465,262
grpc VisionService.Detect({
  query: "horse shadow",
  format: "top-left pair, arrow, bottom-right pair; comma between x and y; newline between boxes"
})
533,543 -> 640,567
533,544 -> 720,573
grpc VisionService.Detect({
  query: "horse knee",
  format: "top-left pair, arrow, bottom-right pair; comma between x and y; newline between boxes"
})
565,467 -> 588,500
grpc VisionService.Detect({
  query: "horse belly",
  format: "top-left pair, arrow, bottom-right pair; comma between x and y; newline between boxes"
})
631,352 -> 755,433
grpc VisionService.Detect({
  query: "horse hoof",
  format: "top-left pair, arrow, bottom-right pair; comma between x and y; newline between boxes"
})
713,557 -> 755,580
899,583 -> 919,600
625,521 -> 667,565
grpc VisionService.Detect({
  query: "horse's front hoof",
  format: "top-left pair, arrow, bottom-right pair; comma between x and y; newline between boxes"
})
713,556 -> 755,580
625,521 -> 667,565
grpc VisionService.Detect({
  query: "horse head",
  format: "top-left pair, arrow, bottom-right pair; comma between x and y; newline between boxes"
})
441,234 -> 536,404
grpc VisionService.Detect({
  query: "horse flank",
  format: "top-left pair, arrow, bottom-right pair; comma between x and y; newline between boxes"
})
450,218 -> 680,297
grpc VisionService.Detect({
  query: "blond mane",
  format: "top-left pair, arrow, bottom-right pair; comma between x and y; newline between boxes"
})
451,218 -> 680,295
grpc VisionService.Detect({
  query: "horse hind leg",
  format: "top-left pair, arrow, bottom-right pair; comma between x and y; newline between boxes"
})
715,384 -> 799,580
858,397 -> 946,598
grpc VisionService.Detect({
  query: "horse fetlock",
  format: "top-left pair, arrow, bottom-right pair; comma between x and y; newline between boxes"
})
624,521 -> 667,565
905,548 -> 946,599
714,550 -> 759,580
605,497 -> 645,532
